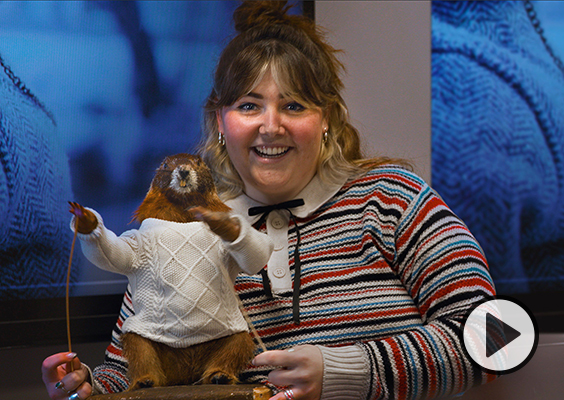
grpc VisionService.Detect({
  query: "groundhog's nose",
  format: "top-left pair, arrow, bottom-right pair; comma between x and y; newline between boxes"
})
177,169 -> 189,179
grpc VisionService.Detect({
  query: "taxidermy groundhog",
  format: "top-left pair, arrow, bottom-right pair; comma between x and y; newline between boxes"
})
69,153 -> 273,390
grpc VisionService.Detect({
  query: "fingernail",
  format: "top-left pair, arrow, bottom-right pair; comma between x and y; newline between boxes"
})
67,352 -> 77,359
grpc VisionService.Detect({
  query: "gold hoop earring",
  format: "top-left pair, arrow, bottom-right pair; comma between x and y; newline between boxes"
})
218,131 -> 225,146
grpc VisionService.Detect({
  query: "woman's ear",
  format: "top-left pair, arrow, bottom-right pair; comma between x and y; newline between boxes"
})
322,106 -> 331,131
216,109 -> 224,132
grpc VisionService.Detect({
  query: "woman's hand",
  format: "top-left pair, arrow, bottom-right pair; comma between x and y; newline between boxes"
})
42,352 -> 92,400
252,345 -> 323,400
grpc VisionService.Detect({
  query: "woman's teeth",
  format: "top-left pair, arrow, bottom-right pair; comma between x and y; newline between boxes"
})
254,146 -> 289,157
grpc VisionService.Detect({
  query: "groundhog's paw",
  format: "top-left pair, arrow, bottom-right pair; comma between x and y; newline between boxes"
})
204,370 -> 238,385
129,376 -> 155,391
68,201 -> 98,234
211,374 -> 231,385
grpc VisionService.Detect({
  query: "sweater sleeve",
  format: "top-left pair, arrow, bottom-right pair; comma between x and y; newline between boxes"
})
317,344 -> 374,400
72,208 -> 138,274
90,287 -> 133,394
223,214 -> 274,276
358,183 -> 497,400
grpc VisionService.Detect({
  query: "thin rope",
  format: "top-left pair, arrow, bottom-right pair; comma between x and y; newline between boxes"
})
65,218 -> 79,371
217,262 -> 267,353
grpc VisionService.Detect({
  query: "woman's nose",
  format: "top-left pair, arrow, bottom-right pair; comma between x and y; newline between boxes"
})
259,108 -> 284,136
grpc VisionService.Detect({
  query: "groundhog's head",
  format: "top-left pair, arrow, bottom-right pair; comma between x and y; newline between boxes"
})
151,153 -> 216,205
133,153 -> 227,223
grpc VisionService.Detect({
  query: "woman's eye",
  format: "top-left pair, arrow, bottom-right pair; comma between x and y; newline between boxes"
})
237,102 -> 257,111
285,102 -> 305,112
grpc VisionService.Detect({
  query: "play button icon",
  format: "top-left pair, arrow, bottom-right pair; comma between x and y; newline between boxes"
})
462,296 -> 538,374
485,312 -> 520,357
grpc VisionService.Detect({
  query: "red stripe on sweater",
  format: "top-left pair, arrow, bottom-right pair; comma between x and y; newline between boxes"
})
98,369 -> 128,393
331,191 -> 409,216
397,196 -> 444,250
419,276 -> 492,316
106,343 -> 123,357
353,172 -> 423,193
408,247 -> 486,296
240,286 -> 411,314
257,307 -> 418,338
412,330 -> 438,398
388,339 -> 409,400
300,262 -> 390,285
433,324 -> 465,394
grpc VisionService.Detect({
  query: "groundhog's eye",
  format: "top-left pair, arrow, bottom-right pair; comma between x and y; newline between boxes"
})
161,162 -> 168,170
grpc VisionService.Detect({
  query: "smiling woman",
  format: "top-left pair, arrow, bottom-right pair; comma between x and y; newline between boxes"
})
216,70 -> 327,204
200,0 -> 389,202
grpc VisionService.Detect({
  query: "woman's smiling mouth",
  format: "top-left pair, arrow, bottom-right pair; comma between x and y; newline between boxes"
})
253,146 -> 290,158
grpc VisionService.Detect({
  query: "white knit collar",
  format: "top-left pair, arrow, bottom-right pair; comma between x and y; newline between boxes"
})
224,173 -> 348,223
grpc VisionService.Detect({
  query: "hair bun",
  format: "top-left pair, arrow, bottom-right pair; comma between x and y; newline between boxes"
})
233,1 -> 293,33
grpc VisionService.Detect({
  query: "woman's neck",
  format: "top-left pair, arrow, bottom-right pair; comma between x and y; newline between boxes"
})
243,181 -> 313,205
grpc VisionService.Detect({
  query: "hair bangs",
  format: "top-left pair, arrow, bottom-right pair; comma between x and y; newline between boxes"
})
269,49 -> 326,109
216,37 -> 326,109
215,53 -> 269,107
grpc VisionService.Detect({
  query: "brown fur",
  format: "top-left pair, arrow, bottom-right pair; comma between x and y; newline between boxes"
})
123,331 -> 256,390
123,153 -> 253,390
133,153 -> 230,223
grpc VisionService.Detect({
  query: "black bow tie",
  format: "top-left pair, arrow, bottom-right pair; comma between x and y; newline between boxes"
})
248,199 -> 305,217
248,198 -> 305,325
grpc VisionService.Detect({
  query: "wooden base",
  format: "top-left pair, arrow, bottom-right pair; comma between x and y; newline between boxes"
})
90,385 -> 272,400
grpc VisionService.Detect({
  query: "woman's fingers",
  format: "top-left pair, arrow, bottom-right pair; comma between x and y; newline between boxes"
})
267,367 -> 299,388
253,346 -> 321,374
42,352 -> 76,385
252,349 -> 292,368
252,346 -> 323,400
69,380 -> 92,400
59,366 -> 87,392
270,388 -> 299,400
42,353 -> 91,400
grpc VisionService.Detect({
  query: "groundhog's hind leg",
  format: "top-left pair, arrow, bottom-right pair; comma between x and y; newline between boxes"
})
201,332 -> 256,385
122,332 -> 167,390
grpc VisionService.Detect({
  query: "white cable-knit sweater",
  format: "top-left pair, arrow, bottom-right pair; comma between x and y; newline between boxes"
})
73,209 -> 273,347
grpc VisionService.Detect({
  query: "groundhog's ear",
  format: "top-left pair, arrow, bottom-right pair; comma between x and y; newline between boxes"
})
159,157 -> 172,171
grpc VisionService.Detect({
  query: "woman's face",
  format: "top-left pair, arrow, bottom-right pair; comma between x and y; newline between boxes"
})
217,71 -> 327,204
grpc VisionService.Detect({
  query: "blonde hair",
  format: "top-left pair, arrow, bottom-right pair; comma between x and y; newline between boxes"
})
198,1 -> 406,200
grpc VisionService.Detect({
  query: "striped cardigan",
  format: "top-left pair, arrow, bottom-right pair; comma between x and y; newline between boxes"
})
91,166 -> 496,399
